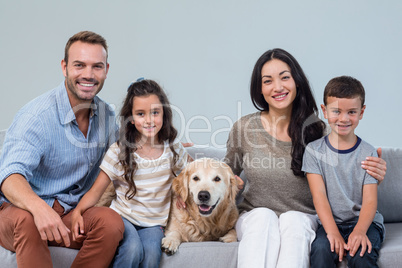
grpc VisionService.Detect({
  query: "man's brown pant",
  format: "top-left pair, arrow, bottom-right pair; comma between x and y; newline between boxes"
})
0,200 -> 124,268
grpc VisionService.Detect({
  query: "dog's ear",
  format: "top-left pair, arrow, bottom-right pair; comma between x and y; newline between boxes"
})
227,168 -> 239,202
173,168 -> 189,202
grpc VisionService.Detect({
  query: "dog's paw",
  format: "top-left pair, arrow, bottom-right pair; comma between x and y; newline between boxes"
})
219,229 -> 237,243
161,236 -> 181,255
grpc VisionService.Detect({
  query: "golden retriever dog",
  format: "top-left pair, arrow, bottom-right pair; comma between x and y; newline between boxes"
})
161,158 -> 239,255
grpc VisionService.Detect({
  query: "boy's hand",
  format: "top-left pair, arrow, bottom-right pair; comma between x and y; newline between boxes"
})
348,229 -> 372,257
327,232 -> 348,262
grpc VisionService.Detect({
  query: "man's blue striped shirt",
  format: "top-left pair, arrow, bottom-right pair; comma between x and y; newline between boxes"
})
0,82 -> 118,212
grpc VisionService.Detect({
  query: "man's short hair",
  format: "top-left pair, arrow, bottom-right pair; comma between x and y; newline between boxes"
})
64,31 -> 108,64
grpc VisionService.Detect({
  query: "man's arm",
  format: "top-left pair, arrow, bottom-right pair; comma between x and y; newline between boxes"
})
1,174 -> 71,246
347,183 -> 378,257
307,173 -> 348,262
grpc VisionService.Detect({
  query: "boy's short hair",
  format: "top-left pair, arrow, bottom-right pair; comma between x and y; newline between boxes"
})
323,76 -> 365,107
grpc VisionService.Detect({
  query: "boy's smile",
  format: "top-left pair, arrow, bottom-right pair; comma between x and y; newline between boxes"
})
321,96 -> 365,141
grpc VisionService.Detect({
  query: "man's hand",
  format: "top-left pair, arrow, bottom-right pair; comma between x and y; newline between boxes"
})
1,174 -> 71,246
182,142 -> 194,148
32,203 -> 71,246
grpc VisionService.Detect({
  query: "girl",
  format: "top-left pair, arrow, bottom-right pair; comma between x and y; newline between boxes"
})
225,48 -> 387,268
71,78 -> 189,268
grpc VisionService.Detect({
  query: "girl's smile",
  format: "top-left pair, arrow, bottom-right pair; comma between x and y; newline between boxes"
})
131,94 -> 164,144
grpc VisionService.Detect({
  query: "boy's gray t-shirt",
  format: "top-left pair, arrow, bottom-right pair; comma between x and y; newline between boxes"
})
302,135 -> 384,232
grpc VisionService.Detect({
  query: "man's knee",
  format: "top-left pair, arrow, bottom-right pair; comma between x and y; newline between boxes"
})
0,204 -> 46,253
5,205 -> 40,236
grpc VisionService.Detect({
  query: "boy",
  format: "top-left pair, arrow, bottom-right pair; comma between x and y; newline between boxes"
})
302,76 -> 384,268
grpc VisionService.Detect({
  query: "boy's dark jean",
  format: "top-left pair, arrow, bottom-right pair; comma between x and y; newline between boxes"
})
311,222 -> 384,268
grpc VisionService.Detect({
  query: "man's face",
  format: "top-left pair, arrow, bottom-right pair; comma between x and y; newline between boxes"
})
61,41 -> 109,106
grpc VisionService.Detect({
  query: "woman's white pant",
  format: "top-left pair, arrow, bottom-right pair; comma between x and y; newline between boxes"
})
236,208 -> 318,268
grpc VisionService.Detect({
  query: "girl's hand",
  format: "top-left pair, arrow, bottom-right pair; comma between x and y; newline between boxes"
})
327,232 -> 348,262
71,210 -> 85,242
348,230 -> 372,257
176,195 -> 186,210
361,148 -> 387,184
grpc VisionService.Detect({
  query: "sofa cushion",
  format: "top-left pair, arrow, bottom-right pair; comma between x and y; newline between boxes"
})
0,246 -> 78,268
160,241 -> 238,267
377,148 -> 402,223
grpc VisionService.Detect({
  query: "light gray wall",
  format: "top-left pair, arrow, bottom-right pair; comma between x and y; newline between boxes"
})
1,0 -> 401,148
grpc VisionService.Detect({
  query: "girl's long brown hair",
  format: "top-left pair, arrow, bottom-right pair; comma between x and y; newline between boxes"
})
118,79 -> 179,199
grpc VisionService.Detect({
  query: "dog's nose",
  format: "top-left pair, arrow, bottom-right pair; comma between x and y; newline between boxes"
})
198,191 -> 210,202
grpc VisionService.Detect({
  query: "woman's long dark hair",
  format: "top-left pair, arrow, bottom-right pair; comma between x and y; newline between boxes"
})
250,48 -> 326,177
118,79 -> 179,199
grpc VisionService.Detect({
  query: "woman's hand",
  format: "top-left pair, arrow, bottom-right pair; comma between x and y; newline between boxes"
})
236,175 -> 244,190
361,147 -> 387,184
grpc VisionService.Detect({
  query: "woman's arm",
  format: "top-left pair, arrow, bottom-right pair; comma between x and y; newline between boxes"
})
361,148 -> 387,183
347,183 -> 378,257
307,173 -> 348,262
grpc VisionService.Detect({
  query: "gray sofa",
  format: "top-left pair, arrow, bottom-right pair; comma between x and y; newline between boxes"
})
0,129 -> 401,267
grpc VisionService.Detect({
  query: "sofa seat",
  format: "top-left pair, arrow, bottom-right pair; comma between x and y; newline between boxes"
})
0,241 -> 239,268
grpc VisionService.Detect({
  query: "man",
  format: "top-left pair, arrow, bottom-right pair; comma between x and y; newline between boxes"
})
0,31 -> 124,268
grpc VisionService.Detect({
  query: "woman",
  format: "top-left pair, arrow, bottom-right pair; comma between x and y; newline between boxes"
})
224,48 -> 386,268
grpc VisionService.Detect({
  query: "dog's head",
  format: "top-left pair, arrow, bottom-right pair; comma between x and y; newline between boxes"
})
173,158 -> 238,217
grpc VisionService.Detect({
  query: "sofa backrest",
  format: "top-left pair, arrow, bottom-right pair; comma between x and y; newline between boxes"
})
186,146 -> 226,160
377,147 -> 402,223
0,129 -> 6,155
